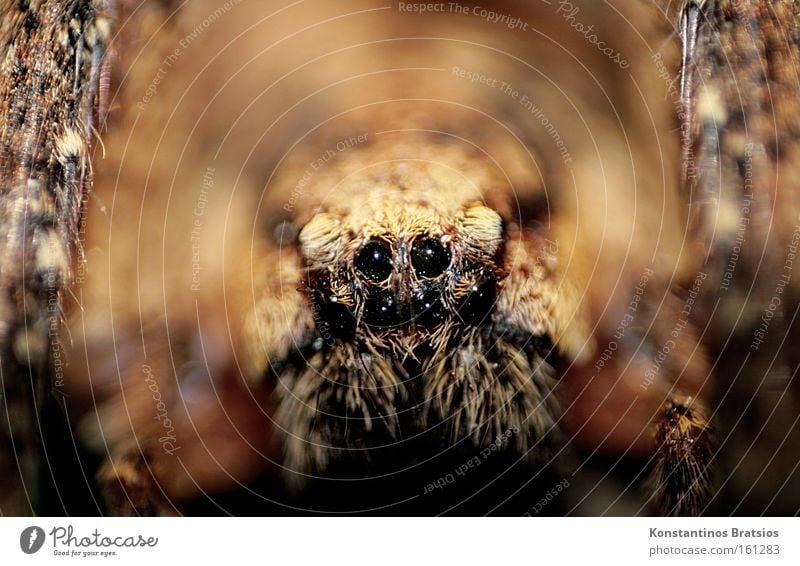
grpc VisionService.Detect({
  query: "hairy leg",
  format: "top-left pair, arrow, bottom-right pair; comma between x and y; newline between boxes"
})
0,0 -> 111,515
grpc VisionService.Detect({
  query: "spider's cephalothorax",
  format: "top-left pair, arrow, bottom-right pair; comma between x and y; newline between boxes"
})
271,135 -> 559,478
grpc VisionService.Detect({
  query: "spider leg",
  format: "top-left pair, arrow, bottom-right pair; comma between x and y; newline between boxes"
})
0,0 -> 111,515
96,447 -> 177,517
650,394 -> 714,516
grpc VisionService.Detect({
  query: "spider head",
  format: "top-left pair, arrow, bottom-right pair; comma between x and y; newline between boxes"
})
298,199 -> 506,344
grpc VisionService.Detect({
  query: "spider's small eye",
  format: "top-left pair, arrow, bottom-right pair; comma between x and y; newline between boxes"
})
411,237 -> 450,278
312,284 -> 356,341
355,240 -> 393,282
364,289 -> 402,328
457,274 -> 497,325
317,301 -> 356,341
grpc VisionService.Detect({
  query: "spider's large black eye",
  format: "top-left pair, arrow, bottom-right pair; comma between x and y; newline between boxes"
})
457,273 -> 497,325
364,289 -> 402,328
355,240 -> 393,282
411,237 -> 450,278
412,283 -> 446,326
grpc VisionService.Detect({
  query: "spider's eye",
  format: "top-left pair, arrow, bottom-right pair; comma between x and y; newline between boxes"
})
457,274 -> 497,325
411,237 -> 450,278
355,240 -> 393,282
312,284 -> 356,341
364,289 -> 401,327
317,300 -> 356,341
412,283 -> 446,326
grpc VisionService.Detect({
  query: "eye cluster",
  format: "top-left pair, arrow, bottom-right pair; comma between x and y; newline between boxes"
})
353,236 -> 454,329
308,232 -> 499,342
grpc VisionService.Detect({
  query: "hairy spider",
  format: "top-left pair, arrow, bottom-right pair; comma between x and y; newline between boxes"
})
1,0 -> 799,517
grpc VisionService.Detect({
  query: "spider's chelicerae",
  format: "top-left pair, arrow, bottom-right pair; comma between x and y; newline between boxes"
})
1,0 -> 799,516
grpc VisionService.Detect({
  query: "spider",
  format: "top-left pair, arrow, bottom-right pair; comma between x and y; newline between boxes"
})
1,0 -> 798,516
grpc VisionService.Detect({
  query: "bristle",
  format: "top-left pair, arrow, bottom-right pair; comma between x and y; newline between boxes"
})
422,333 -> 558,455
276,346 -> 408,481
